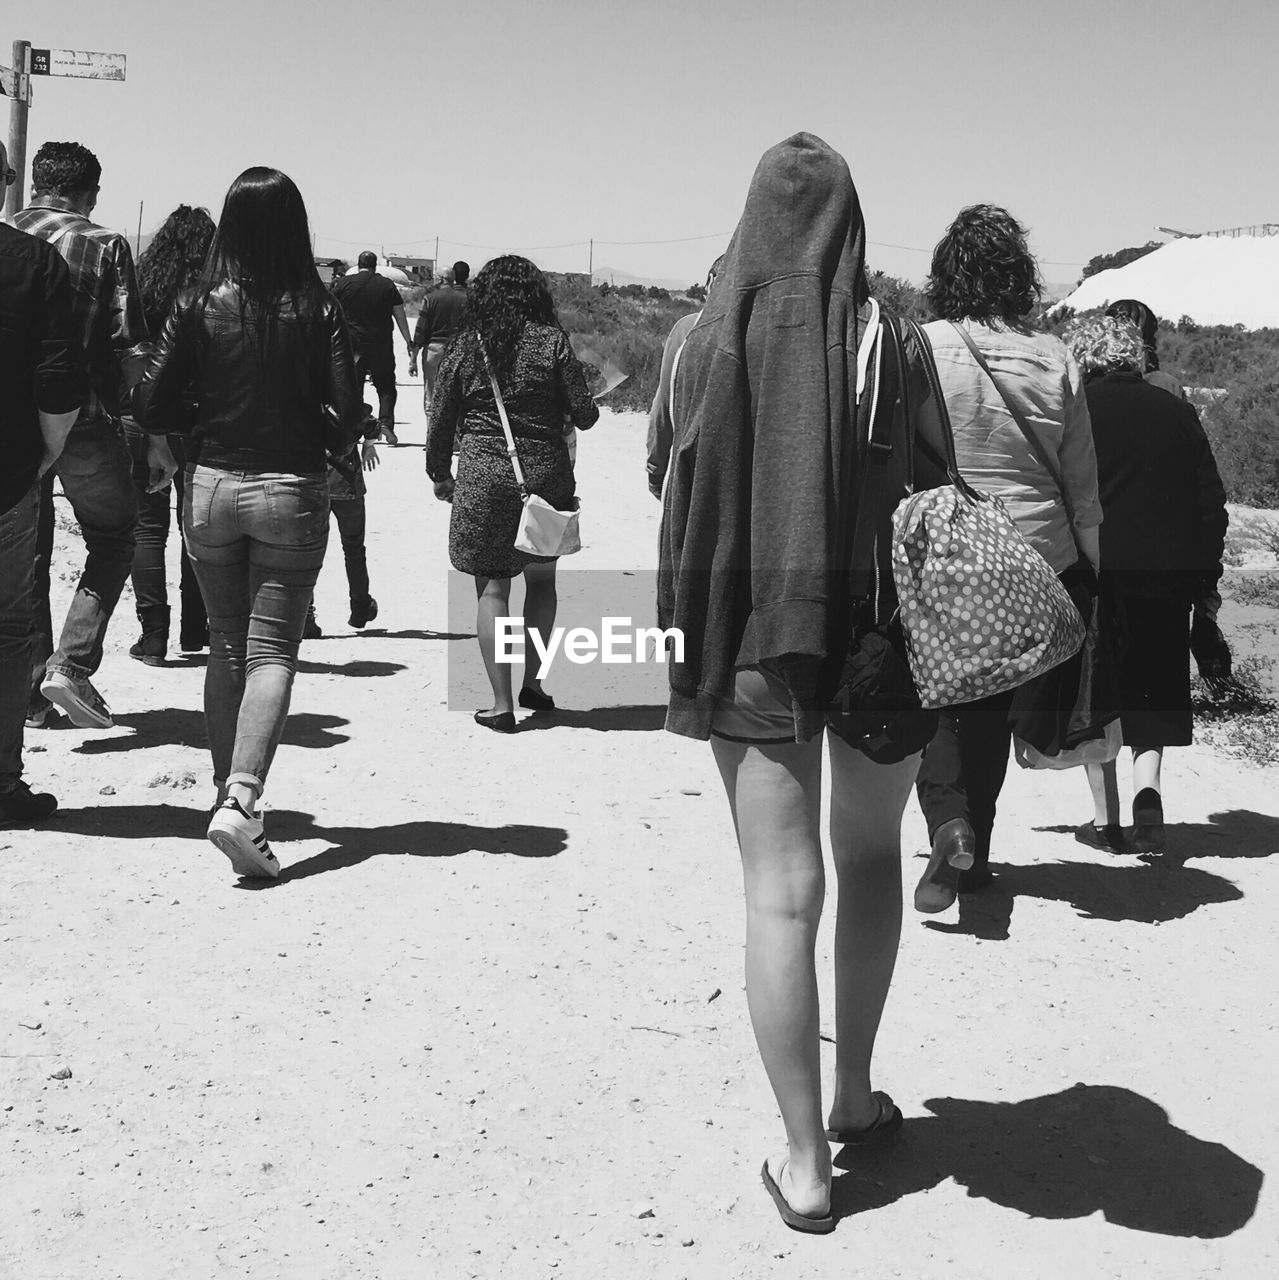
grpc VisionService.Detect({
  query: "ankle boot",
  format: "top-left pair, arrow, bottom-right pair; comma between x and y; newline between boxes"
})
1132,788 -> 1165,854
915,818 -> 976,913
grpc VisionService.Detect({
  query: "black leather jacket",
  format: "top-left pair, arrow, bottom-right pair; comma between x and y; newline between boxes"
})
137,281 -> 363,474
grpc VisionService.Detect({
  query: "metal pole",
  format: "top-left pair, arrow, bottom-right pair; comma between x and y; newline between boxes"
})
6,40 -> 31,218
434,236 -> 439,276
589,238 -> 593,282
135,200 -> 143,256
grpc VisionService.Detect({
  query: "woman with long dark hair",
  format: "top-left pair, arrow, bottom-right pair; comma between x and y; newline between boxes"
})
138,168 -> 362,878
128,205 -> 216,662
912,205 -> 1102,908
425,255 -> 598,731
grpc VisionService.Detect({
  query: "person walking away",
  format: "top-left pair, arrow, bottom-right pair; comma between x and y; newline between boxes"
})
410,261 -> 469,413
137,167 -> 363,879
658,133 -> 950,1233
305,404 -> 382,635
425,256 -> 598,731
646,255 -> 723,499
0,142 -> 83,825
12,141 -> 173,730
332,251 -> 412,445
127,205 -> 217,663
1104,299 -> 1184,399
912,204 -> 1102,912
1065,316 -> 1227,854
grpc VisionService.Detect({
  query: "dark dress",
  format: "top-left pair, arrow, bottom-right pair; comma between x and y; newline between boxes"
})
1085,371 -> 1228,748
426,323 -> 599,578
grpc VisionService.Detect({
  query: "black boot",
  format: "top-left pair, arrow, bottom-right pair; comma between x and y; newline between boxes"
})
915,818 -> 976,913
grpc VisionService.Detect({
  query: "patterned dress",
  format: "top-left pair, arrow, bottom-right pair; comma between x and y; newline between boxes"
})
426,323 -> 599,578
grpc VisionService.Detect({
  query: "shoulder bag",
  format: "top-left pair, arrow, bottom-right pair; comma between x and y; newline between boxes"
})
483,342 -> 582,557
889,318 -> 1086,709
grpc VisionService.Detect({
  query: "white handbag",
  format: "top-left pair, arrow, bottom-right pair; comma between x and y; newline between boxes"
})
483,346 -> 581,557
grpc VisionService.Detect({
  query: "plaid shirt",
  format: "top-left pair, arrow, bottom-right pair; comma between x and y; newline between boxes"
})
11,196 -> 150,421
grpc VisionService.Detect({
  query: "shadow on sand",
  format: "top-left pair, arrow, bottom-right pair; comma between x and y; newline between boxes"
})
830,1083 -> 1262,1236
516,704 -> 666,733
70,709 -> 349,755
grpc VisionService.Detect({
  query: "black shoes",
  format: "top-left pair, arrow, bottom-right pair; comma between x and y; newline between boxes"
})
915,818 -> 976,913
129,635 -> 167,667
303,614 -> 323,640
474,710 -> 517,733
517,686 -> 555,712
1132,788 -> 1166,854
348,596 -> 379,629
1075,822 -> 1128,854
0,781 -> 58,828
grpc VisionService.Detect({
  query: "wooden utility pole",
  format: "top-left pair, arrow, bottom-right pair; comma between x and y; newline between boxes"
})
5,40 -> 31,218
135,199 -> 143,256
588,238 -> 593,282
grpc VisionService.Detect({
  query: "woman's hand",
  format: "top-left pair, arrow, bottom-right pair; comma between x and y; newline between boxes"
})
145,435 -> 179,493
433,477 -> 455,503
361,441 -> 379,472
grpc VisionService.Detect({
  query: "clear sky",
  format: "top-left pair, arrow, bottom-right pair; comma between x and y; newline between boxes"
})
6,0 -> 1277,286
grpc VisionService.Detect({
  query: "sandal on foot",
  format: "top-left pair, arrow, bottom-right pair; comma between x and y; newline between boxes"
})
826,1091 -> 903,1146
760,1160 -> 834,1235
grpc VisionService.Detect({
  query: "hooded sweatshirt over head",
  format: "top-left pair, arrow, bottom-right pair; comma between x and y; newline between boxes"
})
657,132 -> 871,740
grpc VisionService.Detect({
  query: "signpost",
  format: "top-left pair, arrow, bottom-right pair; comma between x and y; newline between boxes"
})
4,38 -> 127,218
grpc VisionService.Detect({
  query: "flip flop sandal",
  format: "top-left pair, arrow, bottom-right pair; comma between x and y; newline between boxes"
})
760,1160 -> 835,1235
825,1090 -> 903,1146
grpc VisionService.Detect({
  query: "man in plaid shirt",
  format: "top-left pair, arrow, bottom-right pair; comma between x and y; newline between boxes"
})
11,141 -> 173,730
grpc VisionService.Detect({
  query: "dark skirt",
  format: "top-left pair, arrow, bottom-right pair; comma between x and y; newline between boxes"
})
1109,590 -> 1193,749
448,432 -> 575,579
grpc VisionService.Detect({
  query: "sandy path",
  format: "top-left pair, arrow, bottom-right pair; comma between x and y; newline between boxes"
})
2,387 -> 1276,1280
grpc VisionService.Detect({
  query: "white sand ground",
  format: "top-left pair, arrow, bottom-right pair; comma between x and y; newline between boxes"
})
2,389 -> 1277,1280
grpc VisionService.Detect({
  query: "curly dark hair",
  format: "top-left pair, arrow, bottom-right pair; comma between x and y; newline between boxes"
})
463,255 -> 560,381
31,141 -> 101,196
926,204 -> 1042,324
136,205 -> 216,332
1105,298 -> 1161,371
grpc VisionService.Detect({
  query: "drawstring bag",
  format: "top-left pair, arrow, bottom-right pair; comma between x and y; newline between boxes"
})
482,342 -> 582,557
890,317 -> 1085,709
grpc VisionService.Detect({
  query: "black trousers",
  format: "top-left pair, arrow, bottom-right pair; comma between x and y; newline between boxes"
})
915,688 -> 1016,869
128,432 -> 206,643
355,345 -> 396,429
330,496 -> 370,607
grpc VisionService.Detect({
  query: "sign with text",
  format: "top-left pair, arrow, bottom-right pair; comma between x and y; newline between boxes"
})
30,48 -> 126,81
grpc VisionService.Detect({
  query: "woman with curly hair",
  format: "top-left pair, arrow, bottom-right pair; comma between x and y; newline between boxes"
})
425,255 -> 599,731
127,205 -> 217,662
912,204 -> 1103,910
1064,316 -> 1227,853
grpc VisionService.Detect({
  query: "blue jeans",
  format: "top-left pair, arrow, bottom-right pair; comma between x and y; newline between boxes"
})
0,485 -> 39,787
184,466 -> 329,787
30,418 -> 137,699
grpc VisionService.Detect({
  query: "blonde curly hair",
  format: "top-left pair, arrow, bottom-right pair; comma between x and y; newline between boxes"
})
1064,315 -> 1147,377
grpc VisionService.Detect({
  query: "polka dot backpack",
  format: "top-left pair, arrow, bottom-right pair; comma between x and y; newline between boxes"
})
890,318 -> 1085,709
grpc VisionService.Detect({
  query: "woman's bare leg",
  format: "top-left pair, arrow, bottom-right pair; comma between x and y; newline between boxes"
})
474,575 -> 514,715
521,561 -> 558,695
712,735 -> 831,1218
827,742 -> 917,1132
1086,759 -> 1123,827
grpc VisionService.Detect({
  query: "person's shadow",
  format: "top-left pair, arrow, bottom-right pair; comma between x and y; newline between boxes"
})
516,704 -> 666,733
70,709 -> 349,755
45,803 -> 568,881
1035,809 -> 1279,865
925,859 -> 1243,941
831,1082 -> 1262,1237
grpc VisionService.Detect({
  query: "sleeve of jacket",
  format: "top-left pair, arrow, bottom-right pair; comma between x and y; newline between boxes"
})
134,297 -> 199,435
1057,353 -> 1103,531
1184,402 -> 1229,588
556,331 -> 600,432
647,319 -> 688,491
413,298 -> 434,349
323,300 -> 364,445
36,242 -> 86,415
109,235 -> 152,362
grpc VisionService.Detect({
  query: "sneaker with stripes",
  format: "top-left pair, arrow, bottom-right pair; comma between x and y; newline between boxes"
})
206,797 -> 279,879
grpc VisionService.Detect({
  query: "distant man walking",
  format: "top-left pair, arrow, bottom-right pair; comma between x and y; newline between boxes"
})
1,143 -> 82,823
11,140 -> 165,731
332,251 -> 412,445
410,260 -> 469,415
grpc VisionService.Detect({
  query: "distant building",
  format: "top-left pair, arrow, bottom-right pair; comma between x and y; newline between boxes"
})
385,254 -> 435,283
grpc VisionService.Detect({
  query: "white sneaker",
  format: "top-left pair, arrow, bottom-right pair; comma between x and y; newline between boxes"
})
207,798 -> 280,879
40,672 -> 114,729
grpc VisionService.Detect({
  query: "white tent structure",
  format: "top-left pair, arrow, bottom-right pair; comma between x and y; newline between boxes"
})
1057,233 -> 1279,329
344,263 -> 412,286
